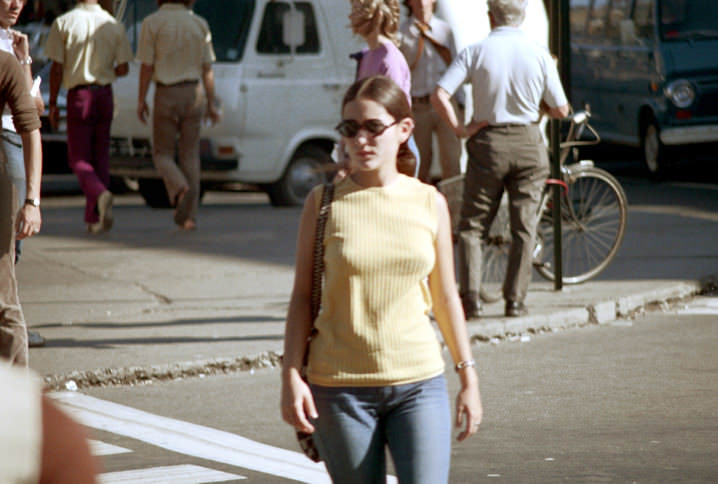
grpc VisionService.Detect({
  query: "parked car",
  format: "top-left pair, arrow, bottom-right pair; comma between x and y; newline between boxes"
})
569,0 -> 718,175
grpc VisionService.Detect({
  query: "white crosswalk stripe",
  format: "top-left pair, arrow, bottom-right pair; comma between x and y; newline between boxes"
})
89,440 -> 132,456
99,464 -> 244,483
49,392 -> 335,483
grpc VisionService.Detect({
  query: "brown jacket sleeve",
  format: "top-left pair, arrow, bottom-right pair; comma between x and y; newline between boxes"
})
0,52 -> 41,133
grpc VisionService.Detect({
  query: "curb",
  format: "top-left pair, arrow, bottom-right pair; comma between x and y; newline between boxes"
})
42,276 -> 716,391
467,278 -> 710,341
43,352 -> 283,392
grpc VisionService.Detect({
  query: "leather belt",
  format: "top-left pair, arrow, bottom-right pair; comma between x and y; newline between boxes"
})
411,94 -> 432,104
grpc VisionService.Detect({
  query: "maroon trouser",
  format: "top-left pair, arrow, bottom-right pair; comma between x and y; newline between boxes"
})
66,85 -> 113,224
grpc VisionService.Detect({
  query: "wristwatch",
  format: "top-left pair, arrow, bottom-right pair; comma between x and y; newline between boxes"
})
24,198 -> 40,207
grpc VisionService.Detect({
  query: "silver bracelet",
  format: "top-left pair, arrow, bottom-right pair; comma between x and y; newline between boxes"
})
454,359 -> 476,372
19,56 -> 32,65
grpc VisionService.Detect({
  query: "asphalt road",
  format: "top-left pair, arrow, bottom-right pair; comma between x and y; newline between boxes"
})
58,294 -> 718,483
29,145 -> 718,483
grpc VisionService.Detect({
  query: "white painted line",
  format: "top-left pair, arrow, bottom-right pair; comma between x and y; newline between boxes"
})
89,440 -> 132,456
99,464 -> 244,483
49,392 -> 398,484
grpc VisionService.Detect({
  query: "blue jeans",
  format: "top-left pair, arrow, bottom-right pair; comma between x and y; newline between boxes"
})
1,130 -> 24,263
311,375 -> 451,484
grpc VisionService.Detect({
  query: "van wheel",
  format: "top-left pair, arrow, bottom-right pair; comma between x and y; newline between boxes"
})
266,146 -> 334,207
138,179 -> 171,208
642,121 -> 671,178
138,179 -> 206,208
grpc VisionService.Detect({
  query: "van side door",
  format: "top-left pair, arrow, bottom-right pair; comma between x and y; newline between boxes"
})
238,0 -> 344,182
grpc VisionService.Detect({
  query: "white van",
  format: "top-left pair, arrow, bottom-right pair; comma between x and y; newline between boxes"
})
109,0 -> 361,207
96,0 -> 548,207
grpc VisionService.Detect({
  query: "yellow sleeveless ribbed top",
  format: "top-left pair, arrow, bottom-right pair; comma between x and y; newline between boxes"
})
307,174 -> 446,386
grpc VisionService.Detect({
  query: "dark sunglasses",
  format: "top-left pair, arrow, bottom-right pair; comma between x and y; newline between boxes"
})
335,118 -> 398,138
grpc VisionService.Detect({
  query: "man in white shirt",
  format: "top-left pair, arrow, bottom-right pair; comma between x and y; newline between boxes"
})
432,0 -> 569,318
399,0 -> 461,183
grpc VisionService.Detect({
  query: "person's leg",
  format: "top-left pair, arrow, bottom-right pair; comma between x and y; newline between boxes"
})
311,384 -> 387,484
434,103 -> 462,180
458,131 -> 506,311
174,84 -> 204,226
0,160 -> 27,365
385,375 -> 452,484
504,126 -> 549,304
152,86 -> 188,206
3,133 -> 45,347
412,103 -> 434,182
90,87 -> 114,232
66,89 -> 109,225
2,131 -> 25,261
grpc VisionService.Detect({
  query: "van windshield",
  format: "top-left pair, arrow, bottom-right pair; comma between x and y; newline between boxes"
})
193,0 -> 256,62
659,0 -> 718,41
122,0 -> 255,62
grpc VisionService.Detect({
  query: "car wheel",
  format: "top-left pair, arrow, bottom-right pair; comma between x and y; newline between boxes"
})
266,146 -> 334,207
642,121 -> 670,178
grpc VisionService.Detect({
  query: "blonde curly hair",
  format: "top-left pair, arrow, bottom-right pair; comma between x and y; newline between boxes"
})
349,0 -> 401,42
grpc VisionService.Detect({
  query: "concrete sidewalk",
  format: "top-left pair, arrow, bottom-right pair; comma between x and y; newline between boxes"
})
16,192 -> 717,390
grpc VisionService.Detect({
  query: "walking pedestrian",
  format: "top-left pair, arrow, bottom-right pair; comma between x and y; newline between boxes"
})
399,0 -> 462,183
281,75 -> 482,483
431,0 -> 569,318
1,0 -> 45,347
0,49 -> 42,365
136,0 -> 221,231
340,0 -> 419,175
44,0 -> 132,234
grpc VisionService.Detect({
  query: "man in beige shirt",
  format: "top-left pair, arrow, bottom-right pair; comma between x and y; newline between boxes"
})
137,0 -> 220,231
45,0 -> 132,234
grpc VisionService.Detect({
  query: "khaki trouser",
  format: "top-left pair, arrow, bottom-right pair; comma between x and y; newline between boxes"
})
0,150 -> 28,365
152,82 -> 205,222
457,124 -> 548,303
412,100 -> 462,182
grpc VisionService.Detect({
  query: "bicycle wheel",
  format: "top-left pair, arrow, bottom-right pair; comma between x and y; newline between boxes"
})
535,166 -> 627,283
480,193 -> 511,303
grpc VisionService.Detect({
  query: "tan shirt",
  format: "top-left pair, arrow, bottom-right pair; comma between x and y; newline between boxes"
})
43,3 -> 132,90
137,4 -> 216,85
0,51 -> 41,135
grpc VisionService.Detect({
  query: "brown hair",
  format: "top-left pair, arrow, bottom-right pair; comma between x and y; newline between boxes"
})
342,75 -> 416,176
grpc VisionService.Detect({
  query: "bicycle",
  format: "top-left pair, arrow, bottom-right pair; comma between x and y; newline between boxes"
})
438,108 -> 628,303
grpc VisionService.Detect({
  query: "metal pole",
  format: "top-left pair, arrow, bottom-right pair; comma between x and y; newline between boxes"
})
549,0 -> 563,290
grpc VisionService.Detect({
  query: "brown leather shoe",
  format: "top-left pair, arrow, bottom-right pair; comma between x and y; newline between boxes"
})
505,301 -> 528,317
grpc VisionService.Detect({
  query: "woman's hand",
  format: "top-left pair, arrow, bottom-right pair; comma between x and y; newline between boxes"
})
455,370 -> 483,442
281,368 -> 318,434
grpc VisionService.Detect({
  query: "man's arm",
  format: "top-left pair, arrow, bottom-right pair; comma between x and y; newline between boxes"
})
545,103 -> 570,119
16,129 -> 42,240
10,29 -> 44,114
114,62 -> 129,77
201,63 -> 220,125
48,61 -> 63,130
432,86 -> 462,136
137,63 -> 154,124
